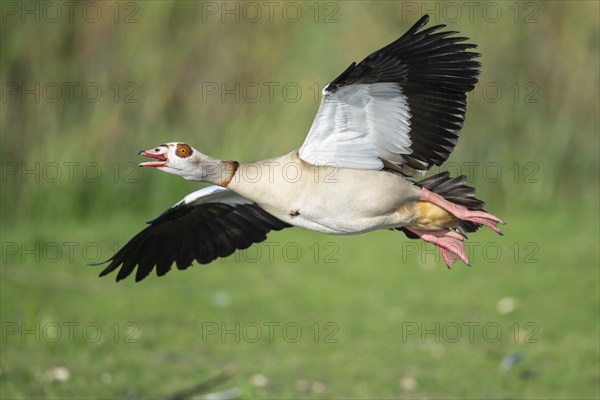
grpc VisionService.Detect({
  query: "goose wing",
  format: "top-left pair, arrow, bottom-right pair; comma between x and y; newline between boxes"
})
298,15 -> 481,176
98,186 -> 290,282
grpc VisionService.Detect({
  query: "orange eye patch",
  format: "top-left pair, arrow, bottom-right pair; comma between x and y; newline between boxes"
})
176,144 -> 193,158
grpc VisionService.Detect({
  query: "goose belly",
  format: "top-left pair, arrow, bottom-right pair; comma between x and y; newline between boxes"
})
228,152 -> 422,234
279,210 -> 407,235
257,174 -> 420,235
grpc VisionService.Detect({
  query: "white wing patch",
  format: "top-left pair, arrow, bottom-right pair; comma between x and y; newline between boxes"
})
299,82 -> 412,170
180,186 -> 253,207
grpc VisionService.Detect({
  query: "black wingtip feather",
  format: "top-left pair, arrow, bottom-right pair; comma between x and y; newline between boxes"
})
404,15 -> 432,36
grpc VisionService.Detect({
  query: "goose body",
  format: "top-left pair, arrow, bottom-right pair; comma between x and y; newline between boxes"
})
228,151 -> 421,234
98,15 -> 503,282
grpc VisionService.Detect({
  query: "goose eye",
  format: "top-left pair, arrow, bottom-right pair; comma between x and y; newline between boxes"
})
176,144 -> 192,158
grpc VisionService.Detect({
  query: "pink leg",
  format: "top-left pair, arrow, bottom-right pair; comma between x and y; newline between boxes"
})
420,188 -> 504,234
406,227 -> 469,267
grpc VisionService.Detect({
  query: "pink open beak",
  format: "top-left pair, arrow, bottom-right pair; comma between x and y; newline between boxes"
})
139,148 -> 168,167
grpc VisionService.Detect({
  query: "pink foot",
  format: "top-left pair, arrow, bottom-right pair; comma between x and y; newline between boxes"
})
420,188 -> 504,234
406,228 -> 469,267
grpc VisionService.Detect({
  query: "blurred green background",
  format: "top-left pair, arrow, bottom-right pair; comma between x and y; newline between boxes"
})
1,1 -> 598,398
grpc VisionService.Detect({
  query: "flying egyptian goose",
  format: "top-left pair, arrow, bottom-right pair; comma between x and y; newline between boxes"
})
98,15 -> 503,282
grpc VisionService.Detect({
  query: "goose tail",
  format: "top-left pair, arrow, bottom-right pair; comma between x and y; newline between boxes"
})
401,172 -> 489,238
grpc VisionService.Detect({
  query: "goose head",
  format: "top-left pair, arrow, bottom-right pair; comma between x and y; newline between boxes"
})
139,142 -> 236,184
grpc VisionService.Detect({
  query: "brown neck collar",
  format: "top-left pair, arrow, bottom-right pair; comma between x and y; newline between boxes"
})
218,160 -> 239,187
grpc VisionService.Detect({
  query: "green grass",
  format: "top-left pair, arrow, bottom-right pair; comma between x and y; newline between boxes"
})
1,206 -> 599,398
1,1 -> 599,398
